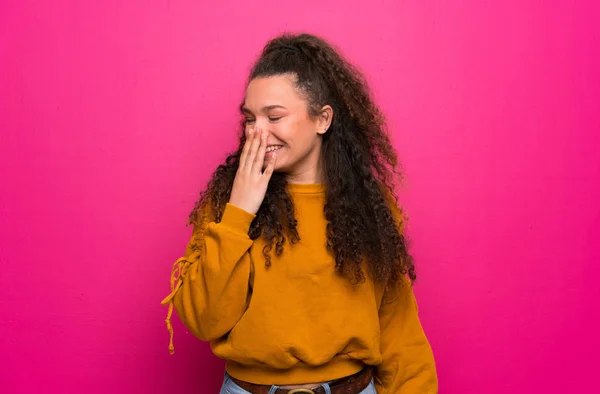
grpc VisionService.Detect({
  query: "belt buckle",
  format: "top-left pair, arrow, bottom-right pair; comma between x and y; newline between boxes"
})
287,390 -> 316,394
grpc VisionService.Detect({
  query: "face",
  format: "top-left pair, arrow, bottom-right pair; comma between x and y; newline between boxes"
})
242,74 -> 332,183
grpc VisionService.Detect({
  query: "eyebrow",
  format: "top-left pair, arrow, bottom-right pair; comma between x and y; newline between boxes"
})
240,104 -> 288,114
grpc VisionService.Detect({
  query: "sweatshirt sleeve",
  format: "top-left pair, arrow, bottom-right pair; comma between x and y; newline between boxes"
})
160,203 -> 256,353
374,277 -> 439,393
375,191 -> 438,392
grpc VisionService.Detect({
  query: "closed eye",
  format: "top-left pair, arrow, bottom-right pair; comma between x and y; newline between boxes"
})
269,116 -> 282,122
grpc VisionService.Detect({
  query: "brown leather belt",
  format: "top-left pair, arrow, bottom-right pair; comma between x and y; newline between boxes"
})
229,367 -> 373,394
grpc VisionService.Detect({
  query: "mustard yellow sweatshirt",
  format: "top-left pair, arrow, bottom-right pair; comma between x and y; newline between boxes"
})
161,183 -> 438,393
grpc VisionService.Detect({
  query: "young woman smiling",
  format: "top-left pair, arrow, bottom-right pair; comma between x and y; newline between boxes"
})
161,33 -> 438,394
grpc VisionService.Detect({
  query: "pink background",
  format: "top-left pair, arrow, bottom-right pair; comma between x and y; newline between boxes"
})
1,1 -> 599,393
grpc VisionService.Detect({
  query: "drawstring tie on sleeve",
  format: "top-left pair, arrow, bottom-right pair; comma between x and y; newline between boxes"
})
160,256 -> 193,354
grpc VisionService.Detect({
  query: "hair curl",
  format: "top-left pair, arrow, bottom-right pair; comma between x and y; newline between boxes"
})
190,33 -> 415,286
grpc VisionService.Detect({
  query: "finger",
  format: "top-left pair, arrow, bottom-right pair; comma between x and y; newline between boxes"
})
252,128 -> 267,173
262,152 -> 276,180
245,127 -> 262,173
239,128 -> 255,170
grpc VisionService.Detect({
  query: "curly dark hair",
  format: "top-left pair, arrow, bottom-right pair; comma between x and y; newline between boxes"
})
190,33 -> 415,286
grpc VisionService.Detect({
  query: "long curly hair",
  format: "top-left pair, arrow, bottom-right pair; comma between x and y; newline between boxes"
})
190,33 -> 415,286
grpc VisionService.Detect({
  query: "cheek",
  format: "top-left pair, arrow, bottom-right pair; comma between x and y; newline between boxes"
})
268,124 -> 289,144
296,126 -> 319,148
277,121 -> 314,145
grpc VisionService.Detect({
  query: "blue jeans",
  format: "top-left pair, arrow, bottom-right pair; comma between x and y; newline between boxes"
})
219,373 -> 377,394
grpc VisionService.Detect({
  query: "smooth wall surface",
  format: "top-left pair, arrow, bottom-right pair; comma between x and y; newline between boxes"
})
1,1 -> 599,393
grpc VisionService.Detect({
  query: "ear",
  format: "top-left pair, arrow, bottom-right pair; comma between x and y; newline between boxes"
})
316,105 -> 333,135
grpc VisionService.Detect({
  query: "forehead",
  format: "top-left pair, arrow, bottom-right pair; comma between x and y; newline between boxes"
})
244,75 -> 305,108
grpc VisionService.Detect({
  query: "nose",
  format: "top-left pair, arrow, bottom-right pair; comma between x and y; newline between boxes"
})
245,120 -> 271,137
254,117 -> 270,131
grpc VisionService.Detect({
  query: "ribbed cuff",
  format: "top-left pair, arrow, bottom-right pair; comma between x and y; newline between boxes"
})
220,203 -> 256,234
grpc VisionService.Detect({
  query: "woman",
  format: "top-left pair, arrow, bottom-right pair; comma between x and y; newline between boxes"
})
161,33 -> 438,393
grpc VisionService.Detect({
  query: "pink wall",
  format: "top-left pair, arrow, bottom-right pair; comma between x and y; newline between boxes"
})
1,1 -> 599,393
